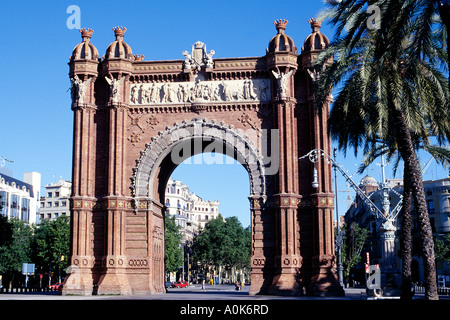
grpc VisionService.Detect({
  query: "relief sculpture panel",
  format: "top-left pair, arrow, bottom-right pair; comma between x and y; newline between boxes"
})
130,78 -> 271,105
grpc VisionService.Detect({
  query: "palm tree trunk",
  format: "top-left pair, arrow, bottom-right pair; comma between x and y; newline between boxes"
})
394,107 -> 439,300
400,164 -> 413,300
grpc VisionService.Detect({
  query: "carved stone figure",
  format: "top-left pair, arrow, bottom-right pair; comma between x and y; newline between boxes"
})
182,50 -> 192,70
244,80 -> 257,100
150,84 -> 159,103
206,50 -> 215,69
131,85 -> 139,104
306,68 -> 320,82
105,75 -> 124,103
182,41 -> 215,71
71,75 -> 92,104
271,69 -> 294,99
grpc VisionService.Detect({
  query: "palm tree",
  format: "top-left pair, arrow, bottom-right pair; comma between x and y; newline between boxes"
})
438,0 -> 450,88
358,144 -> 450,299
315,0 -> 450,300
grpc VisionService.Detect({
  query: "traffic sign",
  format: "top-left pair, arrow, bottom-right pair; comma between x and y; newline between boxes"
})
22,263 -> 35,275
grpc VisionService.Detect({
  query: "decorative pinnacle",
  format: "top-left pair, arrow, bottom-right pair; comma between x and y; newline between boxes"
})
274,19 -> 288,32
134,54 -> 145,61
308,18 -> 322,32
79,28 -> 94,41
112,26 -> 127,40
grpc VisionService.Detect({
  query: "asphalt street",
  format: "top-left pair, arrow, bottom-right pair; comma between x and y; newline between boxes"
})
0,284 -> 447,300
0,284 -> 366,300
0,285 -> 448,319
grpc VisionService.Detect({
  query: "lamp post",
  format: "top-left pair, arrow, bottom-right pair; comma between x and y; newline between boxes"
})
333,148 -> 345,287
299,148 -> 348,288
300,148 -> 403,296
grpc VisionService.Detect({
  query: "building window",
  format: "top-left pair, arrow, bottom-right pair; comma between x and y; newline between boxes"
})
21,198 -> 29,222
10,195 -> 19,218
427,200 -> 434,214
55,192 -> 60,197
61,201 -> 67,207
0,191 -> 8,216
430,217 -> 436,233
47,192 -> 53,198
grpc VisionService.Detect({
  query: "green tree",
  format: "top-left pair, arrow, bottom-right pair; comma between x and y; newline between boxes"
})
32,216 -> 70,283
191,215 -> 250,277
340,223 -> 369,280
192,215 -> 224,272
0,218 -> 34,287
164,213 -> 183,274
0,214 -> 12,248
315,0 -> 450,300
221,217 -> 250,270
434,234 -> 450,263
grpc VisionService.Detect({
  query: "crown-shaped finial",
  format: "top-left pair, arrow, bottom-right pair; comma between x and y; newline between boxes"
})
80,28 -> 94,41
112,26 -> 127,39
134,54 -> 144,62
274,19 -> 288,32
308,18 -> 322,32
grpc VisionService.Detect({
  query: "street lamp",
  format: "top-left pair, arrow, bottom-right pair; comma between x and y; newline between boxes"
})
301,148 -> 322,189
312,167 -> 319,189
333,148 -> 345,287
299,148 -> 344,287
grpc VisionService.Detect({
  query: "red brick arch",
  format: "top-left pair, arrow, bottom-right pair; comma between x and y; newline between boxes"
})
62,20 -> 344,297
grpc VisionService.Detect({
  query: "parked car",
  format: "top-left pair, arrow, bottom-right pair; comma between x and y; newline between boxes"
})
171,281 -> 189,288
165,281 -> 172,288
48,283 -> 62,290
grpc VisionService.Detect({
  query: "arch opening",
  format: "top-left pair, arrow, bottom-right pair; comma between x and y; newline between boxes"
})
132,118 -> 267,204
130,118 -> 268,294
164,153 -> 251,285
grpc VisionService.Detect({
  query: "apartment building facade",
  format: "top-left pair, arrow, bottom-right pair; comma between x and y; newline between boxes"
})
39,180 -> 72,222
0,171 -> 41,224
165,179 -> 220,243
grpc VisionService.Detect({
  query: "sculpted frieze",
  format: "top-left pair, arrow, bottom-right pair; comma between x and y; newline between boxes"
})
129,79 -> 271,105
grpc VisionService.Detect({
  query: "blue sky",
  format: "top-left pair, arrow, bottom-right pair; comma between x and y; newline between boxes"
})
0,1 -> 448,228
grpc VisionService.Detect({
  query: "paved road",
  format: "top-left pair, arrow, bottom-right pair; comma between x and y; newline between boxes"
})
1,285 -> 448,319
0,284 -> 368,300
1,284 -> 448,300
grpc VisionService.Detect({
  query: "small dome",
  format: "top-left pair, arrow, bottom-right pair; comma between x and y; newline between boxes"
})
106,26 -> 133,59
359,175 -> 378,187
72,28 -> 99,60
302,18 -> 330,52
268,19 -> 297,53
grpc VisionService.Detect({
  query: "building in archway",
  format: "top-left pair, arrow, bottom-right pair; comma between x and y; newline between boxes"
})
164,178 -> 220,243
62,19 -> 344,297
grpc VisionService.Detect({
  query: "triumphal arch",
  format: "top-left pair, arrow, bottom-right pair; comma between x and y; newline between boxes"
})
62,18 -> 344,296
